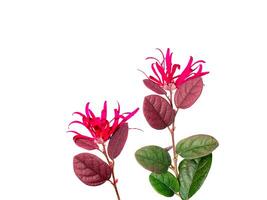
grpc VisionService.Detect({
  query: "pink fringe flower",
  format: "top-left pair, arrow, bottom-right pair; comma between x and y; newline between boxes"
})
144,48 -> 209,90
68,101 -> 139,144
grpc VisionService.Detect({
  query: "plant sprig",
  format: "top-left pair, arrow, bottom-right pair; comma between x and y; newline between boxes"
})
135,48 -> 219,199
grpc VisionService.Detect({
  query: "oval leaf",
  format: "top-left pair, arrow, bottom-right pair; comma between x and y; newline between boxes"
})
174,77 -> 203,109
149,172 -> 180,197
73,153 -> 111,186
143,95 -> 175,130
143,79 -> 167,95
107,123 -> 129,159
176,134 -> 219,159
179,154 -> 212,200
135,145 -> 171,174
73,135 -> 98,150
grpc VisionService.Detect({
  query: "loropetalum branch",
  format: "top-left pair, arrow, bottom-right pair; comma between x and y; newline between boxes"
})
68,101 -> 138,200
135,48 -> 219,199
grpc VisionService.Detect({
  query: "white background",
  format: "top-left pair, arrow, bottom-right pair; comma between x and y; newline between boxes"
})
0,0 -> 266,199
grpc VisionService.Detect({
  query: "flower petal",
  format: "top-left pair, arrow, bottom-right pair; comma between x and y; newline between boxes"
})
110,108 -> 120,134
146,56 -> 161,63
149,76 -> 162,85
117,101 -> 121,114
101,101 -> 107,120
73,134 -> 94,141
72,112 -> 86,118
170,64 -> 180,78
68,120 -> 85,128
120,107 -> 139,124
156,48 -> 165,66
138,69 -> 149,79
165,48 -> 173,74
68,121 -> 95,138
85,102 -> 96,119
151,64 -> 162,83
155,62 -> 167,82
67,130 -> 83,136
85,102 -> 91,118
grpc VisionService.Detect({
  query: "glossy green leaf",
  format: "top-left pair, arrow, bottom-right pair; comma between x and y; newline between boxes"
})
149,172 -> 179,197
176,134 -> 219,159
135,145 -> 171,174
179,154 -> 212,200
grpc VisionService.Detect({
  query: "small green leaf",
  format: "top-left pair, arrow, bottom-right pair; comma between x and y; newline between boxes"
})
149,172 -> 180,197
135,145 -> 171,174
176,134 -> 219,159
179,154 -> 212,200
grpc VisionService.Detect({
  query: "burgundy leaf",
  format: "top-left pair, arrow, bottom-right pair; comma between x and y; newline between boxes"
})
74,136 -> 98,150
143,79 -> 167,95
107,123 -> 129,159
174,77 -> 203,109
73,153 -> 111,186
143,95 -> 175,130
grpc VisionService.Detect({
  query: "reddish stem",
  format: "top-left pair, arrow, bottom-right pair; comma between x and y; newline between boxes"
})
101,144 -> 121,200
168,89 -> 179,177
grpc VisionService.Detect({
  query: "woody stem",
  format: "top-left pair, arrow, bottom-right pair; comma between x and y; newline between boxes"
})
168,89 -> 179,177
110,163 -> 120,200
169,126 -> 178,177
101,144 -> 121,200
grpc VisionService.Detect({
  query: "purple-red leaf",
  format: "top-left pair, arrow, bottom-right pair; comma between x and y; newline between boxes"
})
174,77 -> 203,109
143,79 -> 167,95
107,123 -> 129,159
143,95 -> 175,130
74,136 -> 98,150
73,153 -> 111,186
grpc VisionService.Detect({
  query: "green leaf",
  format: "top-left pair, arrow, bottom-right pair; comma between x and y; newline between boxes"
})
135,145 -> 171,174
176,134 -> 219,159
149,172 -> 180,197
179,154 -> 212,200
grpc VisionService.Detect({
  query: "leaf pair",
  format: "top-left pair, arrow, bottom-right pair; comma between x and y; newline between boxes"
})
135,135 -> 219,199
73,123 -> 129,186
143,78 -> 204,131
147,154 -> 213,199
176,134 -> 218,200
135,135 -> 219,170
135,146 -> 179,197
